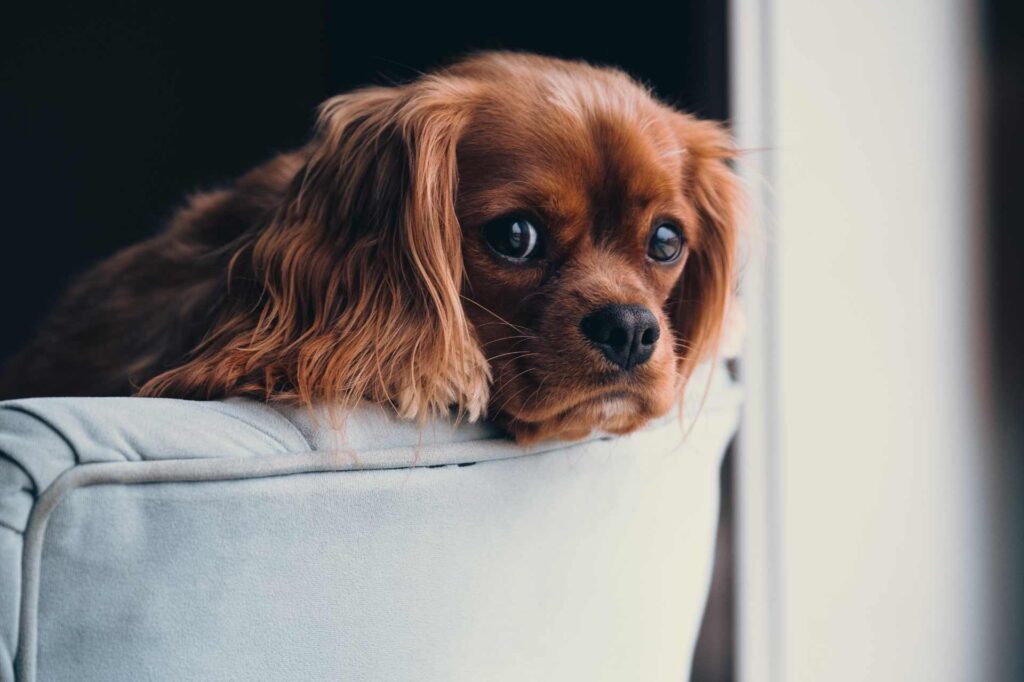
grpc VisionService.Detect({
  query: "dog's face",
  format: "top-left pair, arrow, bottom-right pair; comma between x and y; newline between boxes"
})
141,53 -> 737,444
452,56 -> 737,441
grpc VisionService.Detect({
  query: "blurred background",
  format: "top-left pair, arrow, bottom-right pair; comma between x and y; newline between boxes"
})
1,1 -> 1020,680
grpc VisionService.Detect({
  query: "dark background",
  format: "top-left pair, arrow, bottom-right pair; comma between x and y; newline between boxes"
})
0,2 -> 728,365
0,2 -> 735,679
983,0 -> 1024,675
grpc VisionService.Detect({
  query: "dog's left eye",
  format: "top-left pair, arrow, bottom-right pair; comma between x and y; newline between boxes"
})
647,223 -> 685,263
482,217 -> 542,262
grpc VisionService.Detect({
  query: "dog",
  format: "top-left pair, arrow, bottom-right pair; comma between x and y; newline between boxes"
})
0,52 -> 738,443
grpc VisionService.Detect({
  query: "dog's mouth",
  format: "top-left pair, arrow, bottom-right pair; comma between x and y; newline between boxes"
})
562,389 -> 636,413
501,377 -> 648,421
484,342 -> 677,443
493,384 -> 655,443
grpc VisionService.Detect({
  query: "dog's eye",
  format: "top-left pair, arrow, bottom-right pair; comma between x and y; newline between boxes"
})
647,223 -> 685,263
482,217 -> 542,262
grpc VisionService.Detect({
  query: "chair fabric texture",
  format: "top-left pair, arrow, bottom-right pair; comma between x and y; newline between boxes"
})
0,364 -> 740,682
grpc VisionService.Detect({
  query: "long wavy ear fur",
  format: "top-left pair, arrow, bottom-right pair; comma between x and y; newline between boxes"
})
670,116 -> 739,384
141,79 -> 490,421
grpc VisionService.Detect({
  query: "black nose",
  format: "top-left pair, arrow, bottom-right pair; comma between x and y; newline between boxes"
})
580,304 -> 660,371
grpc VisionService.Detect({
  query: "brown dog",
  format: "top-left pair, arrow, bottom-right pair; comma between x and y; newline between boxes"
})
0,52 -> 738,443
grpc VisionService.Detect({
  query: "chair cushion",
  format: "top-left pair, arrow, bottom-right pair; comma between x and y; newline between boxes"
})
0,365 -> 740,682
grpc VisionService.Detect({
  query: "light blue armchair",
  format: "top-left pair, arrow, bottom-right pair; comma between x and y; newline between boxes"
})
0,365 -> 739,682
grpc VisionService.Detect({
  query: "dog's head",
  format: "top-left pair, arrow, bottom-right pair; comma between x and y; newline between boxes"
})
144,52 -> 738,443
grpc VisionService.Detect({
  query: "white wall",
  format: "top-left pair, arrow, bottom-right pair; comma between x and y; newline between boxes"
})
733,1 -> 992,680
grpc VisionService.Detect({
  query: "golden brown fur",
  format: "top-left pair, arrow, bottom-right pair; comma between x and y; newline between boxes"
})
0,52 -> 738,443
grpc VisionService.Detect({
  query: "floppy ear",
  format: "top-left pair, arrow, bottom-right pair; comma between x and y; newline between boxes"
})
669,116 -> 740,382
141,80 -> 490,421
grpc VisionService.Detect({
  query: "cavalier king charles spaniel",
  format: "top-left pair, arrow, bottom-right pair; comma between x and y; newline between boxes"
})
0,52 -> 739,443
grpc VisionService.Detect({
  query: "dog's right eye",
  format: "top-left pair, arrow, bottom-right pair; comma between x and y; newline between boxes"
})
482,217 -> 542,262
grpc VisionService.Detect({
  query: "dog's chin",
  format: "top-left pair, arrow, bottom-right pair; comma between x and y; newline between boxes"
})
496,390 -> 670,445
